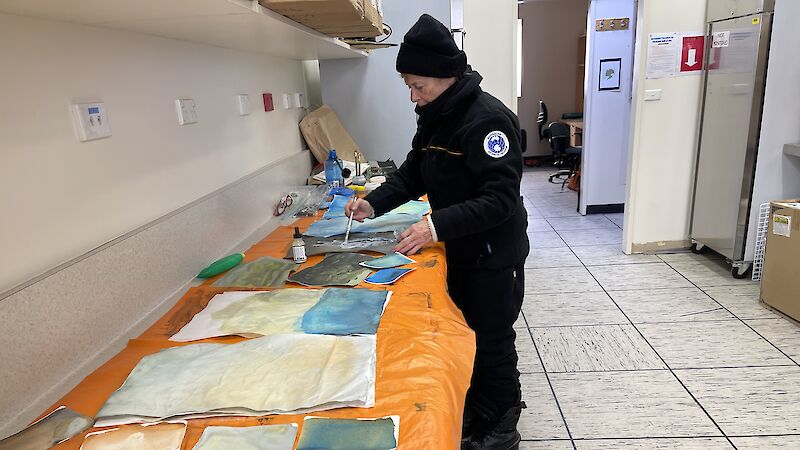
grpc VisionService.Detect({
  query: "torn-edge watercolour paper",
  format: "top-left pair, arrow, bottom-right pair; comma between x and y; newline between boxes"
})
365,268 -> 415,285
324,197 -> 430,220
288,253 -> 373,287
95,334 -> 376,427
359,252 -> 415,269
286,232 -> 398,258
304,213 -> 422,238
192,424 -> 297,450
296,416 -> 399,450
0,406 -> 94,450
213,256 -> 297,288
170,288 -> 391,341
79,422 -> 186,450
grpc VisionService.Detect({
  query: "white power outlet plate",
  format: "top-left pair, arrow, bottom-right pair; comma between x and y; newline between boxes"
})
70,102 -> 111,142
175,98 -> 198,125
237,94 -> 250,116
281,93 -> 290,110
292,92 -> 305,108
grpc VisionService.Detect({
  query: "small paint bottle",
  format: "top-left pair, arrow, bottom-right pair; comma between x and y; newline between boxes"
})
291,227 -> 307,264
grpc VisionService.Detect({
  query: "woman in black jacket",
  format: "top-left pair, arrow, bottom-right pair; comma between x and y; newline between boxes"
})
346,14 -> 529,450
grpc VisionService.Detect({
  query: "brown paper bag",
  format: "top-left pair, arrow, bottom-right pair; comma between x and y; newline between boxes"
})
300,105 -> 359,164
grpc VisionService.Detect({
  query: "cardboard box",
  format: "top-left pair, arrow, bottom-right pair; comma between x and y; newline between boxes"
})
760,199 -> 800,322
260,0 -> 382,38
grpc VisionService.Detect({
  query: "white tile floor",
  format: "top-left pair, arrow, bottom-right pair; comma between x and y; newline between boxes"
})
516,168 -> 800,449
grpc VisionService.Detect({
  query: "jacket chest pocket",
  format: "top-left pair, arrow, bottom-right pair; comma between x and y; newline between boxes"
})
421,145 -> 467,184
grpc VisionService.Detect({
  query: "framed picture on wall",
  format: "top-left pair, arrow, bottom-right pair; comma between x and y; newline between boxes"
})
599,58 -> 622,91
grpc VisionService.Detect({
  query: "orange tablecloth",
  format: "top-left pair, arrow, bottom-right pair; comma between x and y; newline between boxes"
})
45,216 -> 475,449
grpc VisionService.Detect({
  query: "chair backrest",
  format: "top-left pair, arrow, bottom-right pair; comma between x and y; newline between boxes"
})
537,101 -> 549,140
547,122 -> 570,155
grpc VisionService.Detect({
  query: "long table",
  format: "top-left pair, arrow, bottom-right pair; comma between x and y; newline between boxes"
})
43,216 -> 475,449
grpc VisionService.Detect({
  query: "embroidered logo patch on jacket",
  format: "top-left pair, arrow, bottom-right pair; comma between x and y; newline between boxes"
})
483,131 -> 509,158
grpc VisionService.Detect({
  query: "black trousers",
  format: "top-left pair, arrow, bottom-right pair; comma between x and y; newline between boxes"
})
447,263 -> 525,418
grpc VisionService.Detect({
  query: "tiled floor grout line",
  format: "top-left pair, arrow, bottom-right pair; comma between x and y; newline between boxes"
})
521,318 -> 750,328
660,259 -> 800,369
519,310 -> 578,450
527,363 -> 799,375
551,234 -> 738,448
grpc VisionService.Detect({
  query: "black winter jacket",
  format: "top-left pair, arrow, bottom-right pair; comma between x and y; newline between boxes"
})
365,70 -> 529,269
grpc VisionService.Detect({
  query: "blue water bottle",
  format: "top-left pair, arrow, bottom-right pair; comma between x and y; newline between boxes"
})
324,149 -> 343,188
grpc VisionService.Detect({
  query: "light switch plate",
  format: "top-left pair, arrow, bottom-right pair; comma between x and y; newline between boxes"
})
644,89 -> 663,101
237,94 -> 250,116
70,102 -> 111,142
292,92 -> 305,108
175,98 -> 198,125
282,93 -> 290,110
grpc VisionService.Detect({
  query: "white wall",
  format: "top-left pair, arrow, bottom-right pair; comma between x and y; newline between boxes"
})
0,14 -> 307,294
518,0 -> 589,156
319,0 -> 450,164
579,0 -> 637,211
624,0 -> 800,253
463,0 -> 518,113
624,0 -> 708,251
745,0 -> 800,258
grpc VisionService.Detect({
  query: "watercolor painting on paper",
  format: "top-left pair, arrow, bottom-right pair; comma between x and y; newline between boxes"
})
192,424 -> 297,450
304,213 -> 423,238
359,252 -> 415,269
286,232 -> 397,257
0,407 -> 93,450
288,253 -> 373,287
365,268 -> 415,285
96,334 -> 376,426
301,288 -> 391,335
79,422 -> 186,450
170,288 -> 391,342
296,417 -> 398,450
324,196 -> 429,220
213,256 -> 296,288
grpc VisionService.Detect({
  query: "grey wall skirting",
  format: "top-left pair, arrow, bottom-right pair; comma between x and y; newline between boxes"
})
0,150 -> 312,437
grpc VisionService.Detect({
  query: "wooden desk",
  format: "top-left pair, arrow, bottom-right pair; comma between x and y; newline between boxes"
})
42,217 -> 475,449
563,119 -> 583,147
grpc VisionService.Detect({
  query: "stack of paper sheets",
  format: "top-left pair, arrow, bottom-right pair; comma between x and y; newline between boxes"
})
95,334 -> 377,426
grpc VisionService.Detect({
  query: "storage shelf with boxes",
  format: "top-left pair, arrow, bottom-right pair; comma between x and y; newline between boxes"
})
259,0 -> 384,39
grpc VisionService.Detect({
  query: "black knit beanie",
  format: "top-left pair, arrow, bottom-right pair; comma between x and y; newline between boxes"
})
396,14 -> 467,78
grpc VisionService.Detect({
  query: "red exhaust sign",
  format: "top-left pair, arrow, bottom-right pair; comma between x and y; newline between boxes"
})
681,35 -> 705,73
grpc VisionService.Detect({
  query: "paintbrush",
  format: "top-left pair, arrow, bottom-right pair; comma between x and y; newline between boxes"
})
344,197 -> 357,244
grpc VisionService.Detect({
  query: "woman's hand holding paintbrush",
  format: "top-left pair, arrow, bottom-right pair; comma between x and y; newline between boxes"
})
343,197 -> 374,222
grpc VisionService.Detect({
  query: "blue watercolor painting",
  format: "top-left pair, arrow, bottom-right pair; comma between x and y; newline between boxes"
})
365,268 -> 414,285
296,417 -> 397,450
305,214 -> 421,238
359,253 -> 415,269
301,288 -> 389,335
324,197 -> 430,220
321,195 -> 351,219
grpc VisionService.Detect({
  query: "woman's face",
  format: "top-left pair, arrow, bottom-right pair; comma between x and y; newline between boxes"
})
402,74 -> 457,107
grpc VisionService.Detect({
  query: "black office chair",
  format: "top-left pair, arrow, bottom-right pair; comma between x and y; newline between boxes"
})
546,122 -> 582,190
537,101 -> 549,141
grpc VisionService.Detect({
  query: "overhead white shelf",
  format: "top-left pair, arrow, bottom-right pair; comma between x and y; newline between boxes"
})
0,0 -> 368,60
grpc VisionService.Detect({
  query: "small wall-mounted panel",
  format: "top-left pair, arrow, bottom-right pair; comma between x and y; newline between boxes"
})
175,98 -> 198,125
596,18 -> 630,32
70,102 -> 111,142
263,93 -> 274,112
237,94 -> 251,116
